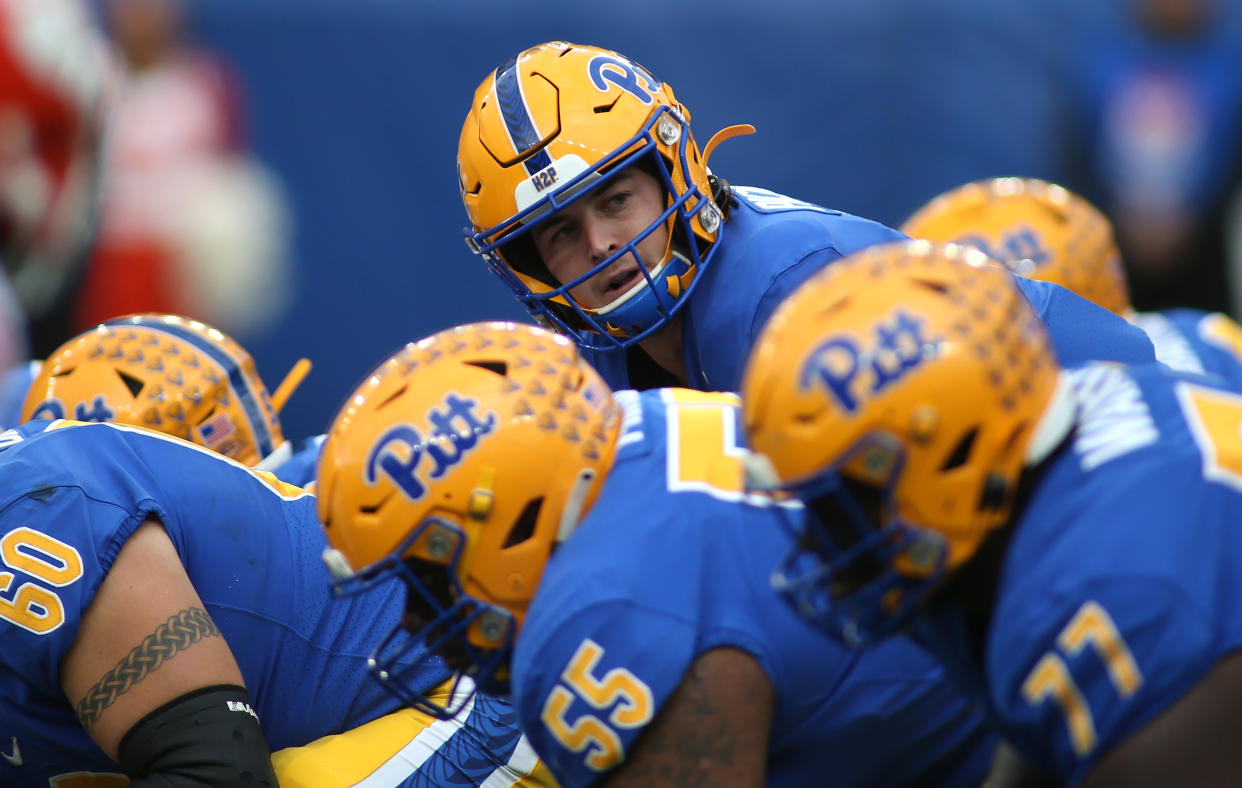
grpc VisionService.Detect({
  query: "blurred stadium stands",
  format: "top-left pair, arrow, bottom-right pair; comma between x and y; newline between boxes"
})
171,0 -> 1242,441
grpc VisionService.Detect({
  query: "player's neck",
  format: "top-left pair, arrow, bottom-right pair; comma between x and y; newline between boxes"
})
924,439 -> 1071,663
637,317 -> 687,386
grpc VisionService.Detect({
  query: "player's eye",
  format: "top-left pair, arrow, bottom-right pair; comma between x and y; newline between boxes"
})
603,190 -> 630,211
538,220 -> 573,248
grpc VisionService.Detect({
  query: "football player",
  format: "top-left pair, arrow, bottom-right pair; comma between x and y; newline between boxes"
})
14,312 -> 332,489
20,312 -> 309,469
0,420 -> 383,783
902,176 -> 1242,388
742,240 -> 1242,785
457,42 -> 1157,394
1,314 -> 553,787
316,321 -> 1000,787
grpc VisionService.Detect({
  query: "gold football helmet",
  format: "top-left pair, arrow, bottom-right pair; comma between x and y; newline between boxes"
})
901,177 -> 1131,316
317,321 -> 621,717
459,41 -> 748,350
21,313 -> 309,468
742,240 -> 1063,643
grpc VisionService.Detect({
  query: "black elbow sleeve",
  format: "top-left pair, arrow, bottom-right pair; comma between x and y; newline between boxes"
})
118,684 -> 278,787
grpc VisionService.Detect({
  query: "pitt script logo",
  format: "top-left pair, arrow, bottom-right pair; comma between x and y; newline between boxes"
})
365,393 -> 497,500
799,309 -> 939,412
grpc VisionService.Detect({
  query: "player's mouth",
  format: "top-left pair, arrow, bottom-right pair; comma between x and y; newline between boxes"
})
600,266 -> 643,301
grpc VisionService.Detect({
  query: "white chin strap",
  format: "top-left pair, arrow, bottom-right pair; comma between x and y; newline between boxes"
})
556,468 -> 599,543
254,439 -> 293,473
743,450 -> 784,492
593,250 -> 690,317
322,547 -> 355,580
1025,371 -> 1077,466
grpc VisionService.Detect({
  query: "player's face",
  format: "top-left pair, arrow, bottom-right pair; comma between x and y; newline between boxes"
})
529,167 -> 669,310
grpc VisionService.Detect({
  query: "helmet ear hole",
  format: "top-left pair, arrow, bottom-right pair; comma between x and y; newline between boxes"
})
465,360 -> 508,377
116,369 -> 145,397
978,474 -> 1009,512
503,497 -> 543,549
910,277 -> 950,296
940,427 -> 979,471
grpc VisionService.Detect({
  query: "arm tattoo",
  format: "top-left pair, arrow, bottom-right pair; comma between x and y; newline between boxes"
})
74,606 -> 222,732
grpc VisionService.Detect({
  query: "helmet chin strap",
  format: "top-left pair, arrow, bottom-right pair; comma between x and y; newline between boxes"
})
557,468 -> 600,543
322,547 -> 355,580
1025,371 -> 1077,466
254,439 -> 293,473
586,133 -> 722,321
591,232 -> 685,319
543,124 -> 747,338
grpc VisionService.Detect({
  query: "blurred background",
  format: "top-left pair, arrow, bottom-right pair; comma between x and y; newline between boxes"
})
10,0 -> 1242,441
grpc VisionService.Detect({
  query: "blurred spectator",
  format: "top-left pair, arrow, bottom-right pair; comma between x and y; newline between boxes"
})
79,0 -> 291,338
1064,0 -> 1242,315
0,0 -> 107,358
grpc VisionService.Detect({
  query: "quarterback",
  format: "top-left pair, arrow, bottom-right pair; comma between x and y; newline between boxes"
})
457,42 -> 1157,393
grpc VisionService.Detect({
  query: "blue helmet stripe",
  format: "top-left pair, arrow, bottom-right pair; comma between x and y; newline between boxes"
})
102,317 -> 275,458
493,58 -> 552,176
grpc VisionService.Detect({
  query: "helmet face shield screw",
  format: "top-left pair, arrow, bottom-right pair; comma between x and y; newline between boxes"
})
657,118 -> 681,145
427,527 -> 454,560
907,532 -> 942,570
699,202 -> 721,233
479,610 -> 508,643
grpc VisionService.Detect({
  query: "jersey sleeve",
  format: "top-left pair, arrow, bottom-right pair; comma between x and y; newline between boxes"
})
511,599 -> 698,787
0,484 -> 156,696
1014,277 -> 1156,365
751,216 -> 908,349
992,578 -> 1215,783
1184,310 -> 1242,387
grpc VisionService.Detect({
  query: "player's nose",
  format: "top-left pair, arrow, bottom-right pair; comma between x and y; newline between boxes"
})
583,216 -> 620,264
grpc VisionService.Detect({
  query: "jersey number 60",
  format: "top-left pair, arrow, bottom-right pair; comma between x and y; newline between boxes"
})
0,526 -> 84,635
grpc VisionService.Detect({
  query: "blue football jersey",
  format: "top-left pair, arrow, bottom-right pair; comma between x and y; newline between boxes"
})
1130,308 -> 1242,390
0,420 -> 450,785
914,361 -> 1242,784
512,389 -> 996,788
582,186 -> 1156,391
275,432 -> 327,488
